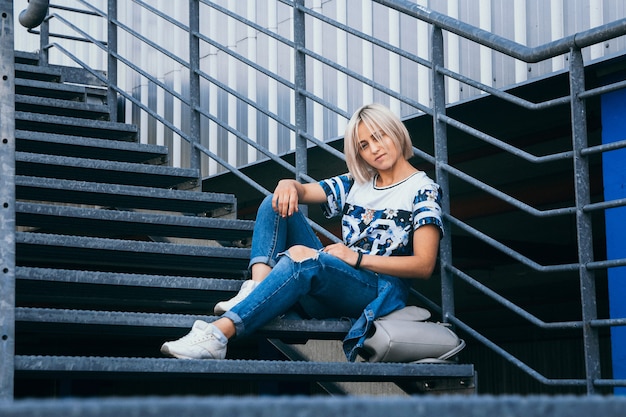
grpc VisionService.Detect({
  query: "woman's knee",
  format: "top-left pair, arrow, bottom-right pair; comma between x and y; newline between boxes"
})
287,245 -> 319,262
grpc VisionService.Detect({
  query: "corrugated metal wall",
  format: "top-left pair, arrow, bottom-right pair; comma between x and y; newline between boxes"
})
14,0 -> 626,174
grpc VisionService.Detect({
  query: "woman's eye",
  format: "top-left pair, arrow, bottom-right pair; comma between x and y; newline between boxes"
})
360,142 -> 369,150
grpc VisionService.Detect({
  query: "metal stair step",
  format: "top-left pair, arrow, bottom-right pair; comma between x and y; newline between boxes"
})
15,267 -> 240,290
16,111 -> 137,141
16,202 -> 254,243
14,355 -> 475,383
16,94 -> 110,120
16,176 -> 235,214
15,266 -> 241,293
16,278 -> 232,316
15,52 -> 108,88
15,307 -> 351,340
14,272 -> 346,338
15,51 -> 39,66
15,62 -> 62,83
16,152 -> 198,189
16,130 -> 168,164
15,232 -> 250,277
15,78 -> 98,102
15,267 -> 243,314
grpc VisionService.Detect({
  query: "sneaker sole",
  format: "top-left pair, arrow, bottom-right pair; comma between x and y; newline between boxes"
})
160,343 -> 226,360
160,344 -> 205,360
160,344 -> 191,360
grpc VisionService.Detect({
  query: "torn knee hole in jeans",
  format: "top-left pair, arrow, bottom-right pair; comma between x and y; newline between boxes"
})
281,247 -> 320,263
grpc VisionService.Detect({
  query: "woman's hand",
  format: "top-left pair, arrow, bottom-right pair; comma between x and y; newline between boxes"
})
271,179 -> 328,218
324,225 -> 441,279
272,180 -> 301,217
323,243 -> 360,267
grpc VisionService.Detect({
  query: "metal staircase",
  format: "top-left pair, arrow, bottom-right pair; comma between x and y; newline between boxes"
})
10,50 -> 474,397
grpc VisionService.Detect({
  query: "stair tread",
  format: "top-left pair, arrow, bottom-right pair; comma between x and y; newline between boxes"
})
16,266 -> 243,290
15,267 -> 242,314
16,176 -> 234,213
16,130 -> 168,163
15,51 -> 39,65
15,53 -> 108,87
16,201 -> 254,241
16,111 -> 137,140
16,111 -> 133,130
15,62 -> 62,82
14,355 -> 475,380
16,232 -> 250,276
16,152 -> 198,189
16,231 -> 250,256
15,77 -> 95,100
16,94 -> 109,119
15,307 -> 351,338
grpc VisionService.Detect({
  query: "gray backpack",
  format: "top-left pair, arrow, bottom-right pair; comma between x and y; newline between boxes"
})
361,306 -> 466,363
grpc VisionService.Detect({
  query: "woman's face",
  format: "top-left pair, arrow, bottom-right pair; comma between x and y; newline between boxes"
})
356,121 -> 400,173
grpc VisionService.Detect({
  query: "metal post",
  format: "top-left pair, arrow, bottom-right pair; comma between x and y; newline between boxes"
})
431,26 -> 455,322
189,0 -> 201,176
569,47 -> 601,394
107,0 -> 118,122
293,0 -> 308,215
38,6 -> 49,65
0,0 -> 16,400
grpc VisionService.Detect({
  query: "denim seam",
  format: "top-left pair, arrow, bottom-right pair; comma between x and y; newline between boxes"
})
318,253 -> 379,290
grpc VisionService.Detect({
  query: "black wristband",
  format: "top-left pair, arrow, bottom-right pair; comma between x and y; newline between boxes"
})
354,251 -> 363,269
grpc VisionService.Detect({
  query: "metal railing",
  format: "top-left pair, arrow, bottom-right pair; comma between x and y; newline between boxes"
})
4,0 -> 626,397
0,0 -> 16,403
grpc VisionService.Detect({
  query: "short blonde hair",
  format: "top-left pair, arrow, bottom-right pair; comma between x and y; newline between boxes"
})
344,103 -> 414,184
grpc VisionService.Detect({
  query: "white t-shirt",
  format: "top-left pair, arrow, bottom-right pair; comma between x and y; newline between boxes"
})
319,172 -> 444,257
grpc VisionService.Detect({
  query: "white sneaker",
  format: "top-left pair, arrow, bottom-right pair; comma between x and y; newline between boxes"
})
160,320 -> 227,359
214,280 -> 260,314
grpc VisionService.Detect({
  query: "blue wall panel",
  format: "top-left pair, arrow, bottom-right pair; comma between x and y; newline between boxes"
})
601,89 -> 626,395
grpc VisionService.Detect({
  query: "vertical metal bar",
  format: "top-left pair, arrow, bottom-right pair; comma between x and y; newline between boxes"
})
431,26 -> 455,322
189,0 -> 201,176
39,7 -> 49,65
0,0 -> 16,400
569,47 -> 601,394
293,0 -> 308,215
107,0 -> 118,122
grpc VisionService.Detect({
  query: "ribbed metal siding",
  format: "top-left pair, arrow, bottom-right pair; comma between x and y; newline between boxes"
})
14,0 -> 626,172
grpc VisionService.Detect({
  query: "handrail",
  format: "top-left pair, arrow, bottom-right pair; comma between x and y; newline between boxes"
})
447,315 -> 587,387
435,66 -> 572,110
445,215 -> 579,273
439,114 -> 576,164
18,0 -> 49,29
375,0 -> 626,63
447,265 -> 583,329
441,164 -> 577,218
0,0 -> 16,400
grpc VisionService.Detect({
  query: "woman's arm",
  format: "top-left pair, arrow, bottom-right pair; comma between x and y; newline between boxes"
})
323,224 -> 441,279
272,179 -> 327,218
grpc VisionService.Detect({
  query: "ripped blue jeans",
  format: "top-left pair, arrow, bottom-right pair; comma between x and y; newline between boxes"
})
221,195 -> 381,337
